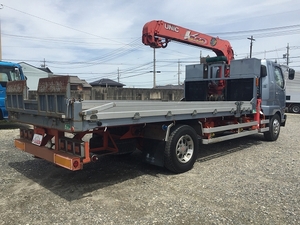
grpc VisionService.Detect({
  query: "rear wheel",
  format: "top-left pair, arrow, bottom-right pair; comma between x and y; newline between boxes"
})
290,104 -> 300,114
164,125 -> 198,173
264,114 -> 281,141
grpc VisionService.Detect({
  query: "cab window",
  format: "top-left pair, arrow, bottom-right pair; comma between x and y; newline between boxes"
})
0,73 -> 8,82
274,66 -> 284,89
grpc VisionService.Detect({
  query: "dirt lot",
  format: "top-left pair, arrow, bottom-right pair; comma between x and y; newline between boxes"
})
0,114 -> 299,225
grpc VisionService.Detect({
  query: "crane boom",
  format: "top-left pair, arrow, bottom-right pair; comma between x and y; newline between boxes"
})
142,20 -> 234,63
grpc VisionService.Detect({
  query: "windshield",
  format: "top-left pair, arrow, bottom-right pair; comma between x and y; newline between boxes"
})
0,66 -> 21,82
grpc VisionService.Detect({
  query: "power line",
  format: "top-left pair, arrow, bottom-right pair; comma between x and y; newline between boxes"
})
225,29 -> 300,40
2,4 -> 125,45
209,24 -> 300,36
2,33 -> 129,46
2,4 -> 300,77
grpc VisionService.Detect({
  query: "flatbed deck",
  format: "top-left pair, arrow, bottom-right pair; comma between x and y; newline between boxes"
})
6,76 -> 255,132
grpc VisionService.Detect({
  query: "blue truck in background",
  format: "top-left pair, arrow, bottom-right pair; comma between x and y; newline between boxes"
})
0,61 -> 26,120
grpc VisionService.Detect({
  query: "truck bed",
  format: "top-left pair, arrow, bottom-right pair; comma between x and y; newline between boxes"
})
6,76 -> 254,132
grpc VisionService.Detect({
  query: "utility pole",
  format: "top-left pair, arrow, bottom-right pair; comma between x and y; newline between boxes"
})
41,58 -> 47,68
0,15 -> 2,61
153,48 -> 156,88
286,43 -> 290,67
117,67 -> 120,82
178,59 -> 181,85
283,43 -> 290,68
0,4 -> 3,61
200,50 -> 202,63
149,48 -> 161,87
247,36 -> 255,58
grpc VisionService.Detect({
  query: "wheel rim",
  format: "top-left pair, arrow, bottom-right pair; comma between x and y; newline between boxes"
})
175,134 -> 194,163
273,119 -> 280,135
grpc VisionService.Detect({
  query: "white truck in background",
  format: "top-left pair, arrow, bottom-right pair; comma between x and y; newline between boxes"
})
286,71 -> 300,113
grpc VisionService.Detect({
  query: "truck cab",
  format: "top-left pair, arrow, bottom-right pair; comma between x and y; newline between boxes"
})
260,59 -> 294,123
0,61 -> 26,120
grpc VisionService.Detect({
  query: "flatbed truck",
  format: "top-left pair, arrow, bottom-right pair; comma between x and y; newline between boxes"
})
6,20 -> 295,173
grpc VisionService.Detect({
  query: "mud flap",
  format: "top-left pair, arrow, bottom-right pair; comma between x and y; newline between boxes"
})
281,114 -> 287,127
142,139 -> 165,167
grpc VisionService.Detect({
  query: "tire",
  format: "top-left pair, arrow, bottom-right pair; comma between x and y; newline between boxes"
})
264,114 -> 281,141
164,125 -> 198,173
290,104 -> 300,114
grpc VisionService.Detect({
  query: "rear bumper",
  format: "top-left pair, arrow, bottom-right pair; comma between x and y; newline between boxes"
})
15,139 -> 83,171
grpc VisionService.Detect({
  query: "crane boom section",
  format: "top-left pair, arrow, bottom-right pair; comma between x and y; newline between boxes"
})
142,20 -> 234,63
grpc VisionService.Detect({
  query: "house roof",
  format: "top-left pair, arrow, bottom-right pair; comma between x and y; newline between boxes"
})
69,76 -> 92,88
18,62 -> 53,74
90,78 -> 125,87
38,67 -> 53,73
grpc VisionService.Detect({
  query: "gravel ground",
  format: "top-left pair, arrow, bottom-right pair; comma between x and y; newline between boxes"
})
0,114 -> 299,225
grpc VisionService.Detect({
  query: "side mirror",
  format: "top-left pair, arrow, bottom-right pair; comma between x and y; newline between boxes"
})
260,65 -> 267,77
14,67 -> 20,76
14,67 -> 21,80
288,68 -> 295,80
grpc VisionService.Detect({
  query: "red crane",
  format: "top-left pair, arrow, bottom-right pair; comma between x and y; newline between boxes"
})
142,20 -> 234,64
142,20 -> 235,99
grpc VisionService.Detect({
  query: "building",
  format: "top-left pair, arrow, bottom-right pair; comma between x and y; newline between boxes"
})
90,78 -> 125,87
69,76 -> 92,100
18,62 -> 52,90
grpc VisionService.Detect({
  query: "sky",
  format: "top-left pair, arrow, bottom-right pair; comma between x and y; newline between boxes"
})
1,0 -> 300,88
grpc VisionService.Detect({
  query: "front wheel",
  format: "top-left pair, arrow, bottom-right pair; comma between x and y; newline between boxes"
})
264,114 -> 281,141
164,125 -> 198,173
